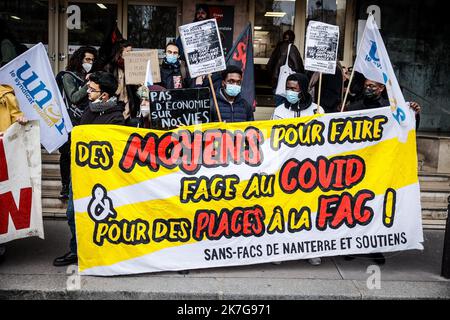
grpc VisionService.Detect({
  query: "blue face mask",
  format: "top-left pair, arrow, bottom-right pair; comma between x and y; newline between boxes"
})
166,54 -> 178,64
225,84 -> 241,97
286,90 -> 300,104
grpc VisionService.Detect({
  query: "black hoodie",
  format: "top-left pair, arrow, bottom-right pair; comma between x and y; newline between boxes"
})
284,73 -> 314,117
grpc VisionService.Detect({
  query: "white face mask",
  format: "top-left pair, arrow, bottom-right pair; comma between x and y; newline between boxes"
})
82,62 -> 92,73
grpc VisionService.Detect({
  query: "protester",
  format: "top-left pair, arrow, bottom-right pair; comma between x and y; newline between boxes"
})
270,73 -> 323,267
211,65 -> 254,123
104,39 -> 140,126
343,78 -> 421,265
53,71 -> 125,267
308,62 -> 344,113
346,78 -> 421,128
57,46 -> 97,199
159,42 -> 188,89
267,30 -> 305,106
176,4 -> 210,62
272,73 -> 324,120
0,84 -> 28,263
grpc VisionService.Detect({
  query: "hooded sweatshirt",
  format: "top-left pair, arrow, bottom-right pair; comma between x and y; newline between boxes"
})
272,73 -> 324,119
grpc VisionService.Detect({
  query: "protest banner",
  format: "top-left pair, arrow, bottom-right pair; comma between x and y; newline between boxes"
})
0,43 -> 72,153
72,106 -> 422,276
304,21 -> 340,75
178,18 -> 226,78
148,88 -> 211,130
0,121 -> 43,244
123,50 -> 160,85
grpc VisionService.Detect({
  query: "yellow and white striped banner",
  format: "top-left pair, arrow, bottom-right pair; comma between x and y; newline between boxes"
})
72,107 -> 423,276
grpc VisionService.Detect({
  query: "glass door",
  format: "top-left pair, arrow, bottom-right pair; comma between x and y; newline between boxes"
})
0,0 -> 50,65
58,0 -> 119,71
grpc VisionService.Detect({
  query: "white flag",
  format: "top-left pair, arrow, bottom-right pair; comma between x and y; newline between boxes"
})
144,59 -> 153,86
0,43 -> 72,153
354,15 -> 413,129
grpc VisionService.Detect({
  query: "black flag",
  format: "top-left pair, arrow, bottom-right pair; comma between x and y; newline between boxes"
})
226,23 -> 256,109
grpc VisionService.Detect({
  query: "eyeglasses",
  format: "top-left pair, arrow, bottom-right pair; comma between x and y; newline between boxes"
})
87,87 -> 102,93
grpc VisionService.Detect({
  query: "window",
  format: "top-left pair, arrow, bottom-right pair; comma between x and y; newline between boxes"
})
67,2 -> 117,54
0,0 -> 48,48
254,0 -> 296,59
127,4 -> 177,51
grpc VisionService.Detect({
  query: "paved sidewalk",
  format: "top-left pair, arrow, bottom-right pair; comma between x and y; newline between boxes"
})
0,220 -> 449,300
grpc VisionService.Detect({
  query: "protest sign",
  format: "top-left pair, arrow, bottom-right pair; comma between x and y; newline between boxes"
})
123,50 -> 161,85
148,88 -> 211,130
72,106 -> 422,276
0,121 -> 43,244
0,43 -> 72,153
305,21 -> 339,74
178,18 -> 226,78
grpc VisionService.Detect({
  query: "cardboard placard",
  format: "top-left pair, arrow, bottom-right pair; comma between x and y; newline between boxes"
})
123,50 -> 161,85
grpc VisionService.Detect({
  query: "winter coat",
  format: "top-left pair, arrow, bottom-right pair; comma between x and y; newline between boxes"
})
272,102 -> 324,119
80,97 -> 126,125
61,71 -> 89,125
159,59 -> 187,89
212,89 -> 254,123
0,85 -> 23,132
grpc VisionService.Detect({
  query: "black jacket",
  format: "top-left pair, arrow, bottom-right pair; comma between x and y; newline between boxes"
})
80,99 -> 126,125
347,96 -> 390,111
159,59 -> 186,89
212,89 -> 254,123
347,95 -> 420,129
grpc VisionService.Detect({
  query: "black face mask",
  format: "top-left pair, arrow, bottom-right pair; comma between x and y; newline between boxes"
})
364,87 -> 379,100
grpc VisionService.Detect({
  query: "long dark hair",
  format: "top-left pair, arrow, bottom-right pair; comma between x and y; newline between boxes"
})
66,46 -> 98,75
103,39 -> 132,73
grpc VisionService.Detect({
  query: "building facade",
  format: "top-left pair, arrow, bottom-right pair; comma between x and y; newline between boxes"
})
1,0 -> 448,132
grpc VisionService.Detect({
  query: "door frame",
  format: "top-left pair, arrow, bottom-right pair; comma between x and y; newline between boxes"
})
56,0 -> 123,72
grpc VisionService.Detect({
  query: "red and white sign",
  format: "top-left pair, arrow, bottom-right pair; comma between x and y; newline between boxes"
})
0,121 -> 43,244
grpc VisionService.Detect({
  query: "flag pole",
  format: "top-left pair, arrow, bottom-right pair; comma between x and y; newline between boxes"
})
340,13 -> 372,112
208,73 -> 222,122
317,72 -> 323,108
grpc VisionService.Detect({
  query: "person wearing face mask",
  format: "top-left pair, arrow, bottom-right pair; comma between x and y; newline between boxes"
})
211,65 -> 254,123
272,73 -> 324,120
56,46 -> 97,199
53,71 -> 125,267
271,73 -> 324,267
159,42 -> 188,89
346,79 -> 421,128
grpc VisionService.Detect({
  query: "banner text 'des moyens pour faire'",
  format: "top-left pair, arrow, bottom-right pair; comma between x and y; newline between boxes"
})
72,107 -> 423,276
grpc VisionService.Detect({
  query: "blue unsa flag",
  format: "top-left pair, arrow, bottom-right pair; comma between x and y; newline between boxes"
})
226,23 -> 256,110
353,14 -> 413,129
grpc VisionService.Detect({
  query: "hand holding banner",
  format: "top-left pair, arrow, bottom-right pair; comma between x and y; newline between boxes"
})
0,43 -> 72,153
